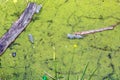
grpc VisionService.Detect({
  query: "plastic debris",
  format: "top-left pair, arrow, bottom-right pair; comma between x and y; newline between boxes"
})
74,34 -> 83,39
12,52 -> 16,57
35,4 -> 42,13
28,34 -> 34,44
67,34 -> 83,39
42,75 -> 48,80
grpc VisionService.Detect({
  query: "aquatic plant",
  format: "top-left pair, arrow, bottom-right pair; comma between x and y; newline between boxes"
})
0,0 -> 120,80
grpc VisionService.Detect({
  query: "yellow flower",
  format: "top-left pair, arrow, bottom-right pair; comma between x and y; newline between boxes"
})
73,44 -> 77,48
13,0 -> 17,3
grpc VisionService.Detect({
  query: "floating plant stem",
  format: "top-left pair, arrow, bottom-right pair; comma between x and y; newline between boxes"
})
80,62 -> 89,80
75,22 -> 120,35
88,67 -> 98,80
0,3 -> 42,55
68,22 -> 120,39
44,71 -> 55,80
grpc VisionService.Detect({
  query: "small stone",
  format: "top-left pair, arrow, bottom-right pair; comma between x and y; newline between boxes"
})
12,52 -> 16,57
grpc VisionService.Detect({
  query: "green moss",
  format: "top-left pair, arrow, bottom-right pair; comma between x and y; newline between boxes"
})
0,0 -> 120,80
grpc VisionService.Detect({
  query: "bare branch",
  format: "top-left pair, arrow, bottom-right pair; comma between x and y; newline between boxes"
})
67,22 -> 120,39
74,22 -> 120,35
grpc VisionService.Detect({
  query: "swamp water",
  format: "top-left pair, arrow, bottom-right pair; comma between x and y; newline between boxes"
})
0,0 -> 120,80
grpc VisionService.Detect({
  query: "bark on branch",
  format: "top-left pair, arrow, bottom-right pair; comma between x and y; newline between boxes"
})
0,3 -> 42,55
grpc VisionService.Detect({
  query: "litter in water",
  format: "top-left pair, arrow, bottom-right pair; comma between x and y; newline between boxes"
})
35,4 -> 42,13
28,34 -> 34,44
12,52 -> 16,57
67,34 -> 83,39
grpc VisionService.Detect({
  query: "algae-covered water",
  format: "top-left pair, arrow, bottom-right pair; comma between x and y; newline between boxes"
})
0,0 -> 120,80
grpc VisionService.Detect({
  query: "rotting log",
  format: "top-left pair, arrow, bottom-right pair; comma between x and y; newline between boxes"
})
0,3 -> 42,55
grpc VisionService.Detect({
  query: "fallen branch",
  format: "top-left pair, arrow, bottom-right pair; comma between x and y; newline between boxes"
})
0,3 -> 42,55
67,22 -> 120,39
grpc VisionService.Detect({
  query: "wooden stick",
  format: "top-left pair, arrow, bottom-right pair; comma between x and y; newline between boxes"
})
74,22 -> 120,35
44,71 -> 56,80
0,3 -> 42,55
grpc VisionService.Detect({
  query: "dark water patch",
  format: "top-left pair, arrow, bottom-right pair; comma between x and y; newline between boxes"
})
24,65 -> 30,70
102,63 -> 115,80
22,63 -> 34,79
39,39 -> 45,44
23,72 -> 27,80
12,72 -> 19,78
2,74 -> 12,80
44,60 -> 49,64
24,54 -> 27,60
101,16 -> 120,20
9,42 -> 20,50
91,45 -> 120,53
23,64 -> 32,80
97,53 -> 102,67
31,16 -> 39,22
48,41 -> 55,47
56,71 -> 81,75
116,0 -> 120,3
80,15 -> 104,20
12,52 -> 16,57
90,45 -> 114,52
47,20 -> 53,28
37,38 -> 43,45
47,32 -> 53,37
11,11 -> 20,17
39,38 -> 43,42
0,62 -> 2,68
66,12 -> 82,32
3,26 -> 9,31
47,20 -> 53,23
108,53 -> 112,59
48,67 -> 53,71
44,58 -> 55,64
65,0 -> 69,3
78,15 -> 120,21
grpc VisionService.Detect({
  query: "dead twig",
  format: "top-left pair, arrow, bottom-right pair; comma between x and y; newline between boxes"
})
67,22 -> 120,39
44,71 -> 56,80
74,22 -> 120,35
